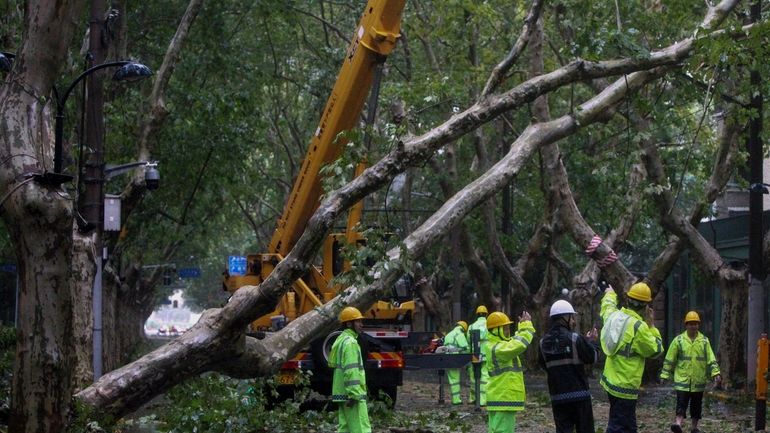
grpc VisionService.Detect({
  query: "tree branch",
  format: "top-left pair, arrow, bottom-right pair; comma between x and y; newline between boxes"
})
480,0 -> 545,97
74,1 -> 740,416
120,0 -> 205,217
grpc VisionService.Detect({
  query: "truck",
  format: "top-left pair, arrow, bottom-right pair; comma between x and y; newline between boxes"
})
223,0 -> 415,403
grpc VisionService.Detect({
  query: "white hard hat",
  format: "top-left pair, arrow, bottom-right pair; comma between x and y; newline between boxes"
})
550,300 -> 576,317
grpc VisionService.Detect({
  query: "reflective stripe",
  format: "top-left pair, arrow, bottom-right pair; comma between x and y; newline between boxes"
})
674,381 -> 706,390
695,356 -> 706,361
343,363 -> 363,370
344,380 -> 360,386
332,394 -> 366,401
487,401 -> 525,407
489,366 -> 521,376
545,358 -> 582,368
680,356 -> 692,361
490,342 -> 522,376
513,336 -> 530,347
550,390 -> 592,402
617,344 -> 635,358
601,374 -> 639,396
539,330 -> 581,368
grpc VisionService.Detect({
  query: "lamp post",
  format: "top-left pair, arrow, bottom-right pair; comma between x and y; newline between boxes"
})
32,60 -> 152,186
0,52 -> 15,72
750,183 -> 770,194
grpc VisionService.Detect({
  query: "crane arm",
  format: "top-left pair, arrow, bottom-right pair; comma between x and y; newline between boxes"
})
268,0 -> 406,256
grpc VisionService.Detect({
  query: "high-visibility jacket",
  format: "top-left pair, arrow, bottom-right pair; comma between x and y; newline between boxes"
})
599,291 -> 664,400
468,316 -> 489,355
329,328 -> 367,402
444,325 -> 470,352
484,320 -> 535,411
660,331 -> 720,392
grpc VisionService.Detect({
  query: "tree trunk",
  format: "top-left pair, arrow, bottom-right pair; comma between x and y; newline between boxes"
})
102,279 -> 154,372
719,279 -> 748,388
9,211 -> 77,433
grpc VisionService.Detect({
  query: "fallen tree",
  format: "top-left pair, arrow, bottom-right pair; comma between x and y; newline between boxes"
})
74,0 -> 742,419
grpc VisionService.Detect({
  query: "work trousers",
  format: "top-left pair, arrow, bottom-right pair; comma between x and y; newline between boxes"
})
488,411 -> 516,433
675,391 -> 704,419
606,393 -> 638,433
469,362 -> 489,405
447,368 -> 462,404
552,399 -> 594,433
338,400 -> 371,433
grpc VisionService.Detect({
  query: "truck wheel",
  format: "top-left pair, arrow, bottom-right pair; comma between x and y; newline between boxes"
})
311,331 -> 341,369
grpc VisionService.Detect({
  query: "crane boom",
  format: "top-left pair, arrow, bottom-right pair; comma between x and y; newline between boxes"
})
268,0 -> 406,256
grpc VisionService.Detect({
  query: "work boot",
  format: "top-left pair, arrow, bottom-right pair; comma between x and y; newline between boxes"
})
670,424 -> 683,433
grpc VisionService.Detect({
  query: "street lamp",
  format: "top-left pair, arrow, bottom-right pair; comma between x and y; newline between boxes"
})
0,52 -> 14,72
750,182 -> 770,194
34,60 -> 152,185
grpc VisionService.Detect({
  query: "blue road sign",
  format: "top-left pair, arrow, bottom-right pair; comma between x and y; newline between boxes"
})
178,267 -> 201,278
0,263 -> 16,273
228,256 -> 247,276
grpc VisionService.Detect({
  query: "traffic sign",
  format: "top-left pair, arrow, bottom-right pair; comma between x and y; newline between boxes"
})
178,267 -> 201,278
0,263 -> 16,273
228,256 -> 247,276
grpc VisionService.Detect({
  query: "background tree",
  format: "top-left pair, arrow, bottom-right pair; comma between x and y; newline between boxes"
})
0,0 -> 763,431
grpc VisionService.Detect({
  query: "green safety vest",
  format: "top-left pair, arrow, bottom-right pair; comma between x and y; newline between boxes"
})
484,320 -> 535,411
660,331 -> 720,392
329,328 -> 367,402
444,325 -> 470,353
599,291 -> 664,400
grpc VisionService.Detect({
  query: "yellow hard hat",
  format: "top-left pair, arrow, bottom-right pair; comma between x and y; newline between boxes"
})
627,282 -> 652,302
486,311 -> 513,330
456,321 -> 468,331
684,311 -> 701,323
476,305 -> 488,315
339,306 -> 364,323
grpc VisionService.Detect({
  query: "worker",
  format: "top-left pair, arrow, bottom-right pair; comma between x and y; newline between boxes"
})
660,311 -> 721,433
485,310 -> 534,433
468,305 -> 490,406
538,300 -> 600,433
599,282 -> 664,433
443,320 -> 470,404
329,306 -> 370,433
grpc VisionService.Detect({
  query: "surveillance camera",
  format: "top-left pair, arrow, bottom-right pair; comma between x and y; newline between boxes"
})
144,162 -> 160,190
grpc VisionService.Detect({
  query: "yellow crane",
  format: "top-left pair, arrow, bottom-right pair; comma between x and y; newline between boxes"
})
223,0 -> 413,403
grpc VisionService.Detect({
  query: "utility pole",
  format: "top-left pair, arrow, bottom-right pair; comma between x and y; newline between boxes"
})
84,0 -> 107,380
747,1 -> 766,417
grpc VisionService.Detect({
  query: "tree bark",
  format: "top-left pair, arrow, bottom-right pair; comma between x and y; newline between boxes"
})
1,2 -> 87,430
718,279 -> 748,387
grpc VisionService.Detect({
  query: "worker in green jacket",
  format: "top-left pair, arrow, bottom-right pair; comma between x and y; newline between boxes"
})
443,320 -> 470,405
329,307 -> 370,433
599,282 -> 664,433
484,310 -> 535,433
660,311 -> 721,433
468,305 -> 489,406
